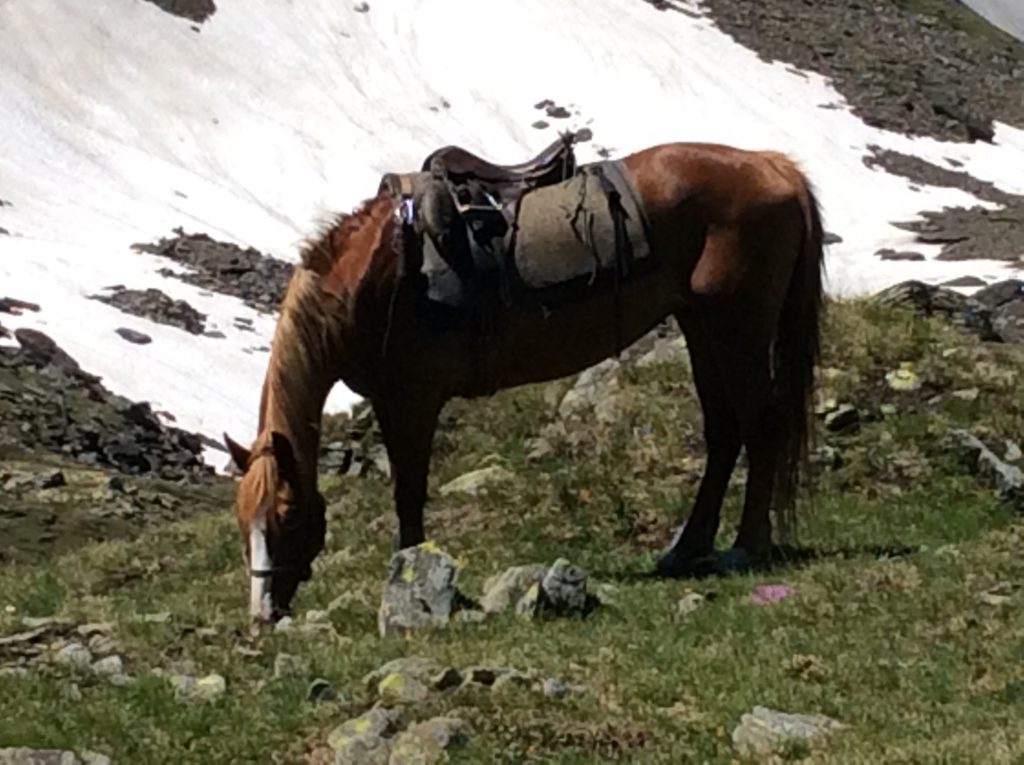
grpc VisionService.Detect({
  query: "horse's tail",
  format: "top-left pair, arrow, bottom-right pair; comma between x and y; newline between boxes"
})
772,177 -> 826,538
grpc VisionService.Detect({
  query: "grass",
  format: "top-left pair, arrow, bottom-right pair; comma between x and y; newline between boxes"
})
2,297 -> 1024,763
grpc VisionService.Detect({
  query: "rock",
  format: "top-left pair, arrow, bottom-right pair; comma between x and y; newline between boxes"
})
80,754 -> 111,765
431,667 -> 463,691
535,559 -> 592,618
480,564 -> 549,614
542,677 -> 570,698
731,706 -> 844,757
824,404 -> 859,432
140,612 -> 171,624
306,678 -> 338,702
115,327 -> 152,345
378,543 -> 461,637
377,671 -> 430,706
636,337 -> 688,368
273,616 -> 294,633
972,280 -> 1024,310
885,362 -> 921,392
875,248 -> 925,261
172,672 -> 226,702
388,717 -> 470,765
0,750 -> 83,764
304,609 -> 330,624
90,655 -> 124,676
453,609 -> 486,624
949,429 -> 1024,504
677,592 -> 705,615
991,301 -> 1024,344
3,470 -> 65,492
951,387 -> 979,402
53,643 -> 92,670
273,653 -> 310,679
327,706 -> 403,763
90,286 -> 207,335
363,657 -> 441,691
558,359 -> 621,420
438,465 -> 514,497
515,583 -> 540,617
872,280 -> 995,340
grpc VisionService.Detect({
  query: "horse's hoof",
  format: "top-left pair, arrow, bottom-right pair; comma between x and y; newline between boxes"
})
714,547 -> 751,575
654,549 -> 717,579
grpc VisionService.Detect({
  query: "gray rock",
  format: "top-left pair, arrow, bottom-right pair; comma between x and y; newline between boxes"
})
377,671 -> 430,706
115,327 -> 152,345
327,706 -> 403,763
950,429 -> 1024,504
388,717 -> 470,765
273,653 -> 310,679
306,678 -> 338,702
378,544 -> 460,637
528,561 -> 593,618
677,592 -> 706,615
90,655 -> 124,676
438,465 -> 513,497
542,677 -> 569,698
0,750 -> 82,765
171,672 -> 226,702
362,657 -> 441,691
53,643 -> 92,670
480,564 -> 549,614
139,612 -> 171,624
636,336 -> 688,368
824,404 -> 859,432
875,248 -> 925,261
304,609 -> 330,624
273,616 -> 294,633
732,706 -> 844,756
992,300 -> 1024,344
558,359 -> 621,420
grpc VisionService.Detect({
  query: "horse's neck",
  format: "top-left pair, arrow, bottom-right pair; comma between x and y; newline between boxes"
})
259,345 -> 333,492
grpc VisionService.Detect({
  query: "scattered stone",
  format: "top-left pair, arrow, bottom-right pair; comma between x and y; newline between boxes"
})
140,612 -> 172,624
951,387 -> 980,402
453,609 -> 486,624
824,404 -> 859,432
389,717 -> 471,765
677,592 -> 706,615
377,671 -> 430,706
304,609 -> 330,625
91,286 -> 207,335
273,653 -> 310,679
307,678 -> 339,702
363,657 -> 441,691
731,706 -> 844,757
53,643 -> 92,670
992,301 -> 1024,344
3,470 -> 65,492
115,327 -> 152,345
327,706 -> 403,763
542,677 -> 570,698
636,336 -> 688,368
886,362 -> 922,392
378,543 -> 462,637
518,559 -> 595,619
132,228 -> 292,315
949,429 -> 1024,504
873,280 -> 996,340
438,465 -> 514,497
273,616 -> 294,633
353,1 -> 370,12
90,655 -> 124,676
171,672 -> 226,702
876,248 -> 925,261
480,564 -> 549,614
558,359 -> 621,421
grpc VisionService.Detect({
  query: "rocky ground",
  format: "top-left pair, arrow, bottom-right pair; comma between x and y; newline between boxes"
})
687,0 -> 1024,268
132,228 -> 293,315
6,287 -> 1021,761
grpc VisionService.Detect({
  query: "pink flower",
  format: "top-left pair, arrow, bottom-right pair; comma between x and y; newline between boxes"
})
750,584 -> 793,605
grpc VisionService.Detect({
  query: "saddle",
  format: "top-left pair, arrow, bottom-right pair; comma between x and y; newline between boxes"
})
377,134 -> 648,333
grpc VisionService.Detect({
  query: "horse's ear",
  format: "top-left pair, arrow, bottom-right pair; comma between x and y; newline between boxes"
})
224,433 -> 251,472
270,431 -> 299,485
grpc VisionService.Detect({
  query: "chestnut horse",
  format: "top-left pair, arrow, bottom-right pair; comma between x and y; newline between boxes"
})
224,141 -> 825,622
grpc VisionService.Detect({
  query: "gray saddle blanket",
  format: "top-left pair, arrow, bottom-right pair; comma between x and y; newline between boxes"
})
390,159 -> 651,316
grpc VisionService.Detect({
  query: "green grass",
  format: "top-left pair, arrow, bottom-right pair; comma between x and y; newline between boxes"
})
3,298 -> 1024,763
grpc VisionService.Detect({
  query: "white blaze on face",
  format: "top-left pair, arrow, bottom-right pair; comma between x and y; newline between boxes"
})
248,510 -> 272,621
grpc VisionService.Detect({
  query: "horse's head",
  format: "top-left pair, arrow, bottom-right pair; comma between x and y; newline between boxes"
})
224,430 -> 326,623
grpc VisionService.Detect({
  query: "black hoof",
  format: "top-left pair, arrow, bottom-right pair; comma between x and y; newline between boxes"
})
654,548 -> 718,579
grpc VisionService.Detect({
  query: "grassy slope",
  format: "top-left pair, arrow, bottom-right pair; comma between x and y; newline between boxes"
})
2,298 -> 1024,763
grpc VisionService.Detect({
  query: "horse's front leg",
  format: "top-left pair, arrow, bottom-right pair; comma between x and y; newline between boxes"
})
374,391 -> 443,549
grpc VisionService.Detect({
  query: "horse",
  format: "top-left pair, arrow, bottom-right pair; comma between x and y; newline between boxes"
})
223,140 -> 826,623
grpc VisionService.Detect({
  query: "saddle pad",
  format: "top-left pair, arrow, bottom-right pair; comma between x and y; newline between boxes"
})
512,160 -> 650,291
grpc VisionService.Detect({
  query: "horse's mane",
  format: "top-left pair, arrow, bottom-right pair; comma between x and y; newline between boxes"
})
255,192 -> 394,449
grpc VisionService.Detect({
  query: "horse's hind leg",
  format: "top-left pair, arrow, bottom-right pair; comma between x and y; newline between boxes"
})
656,310 -> 742,577
373,391 -> 443,549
